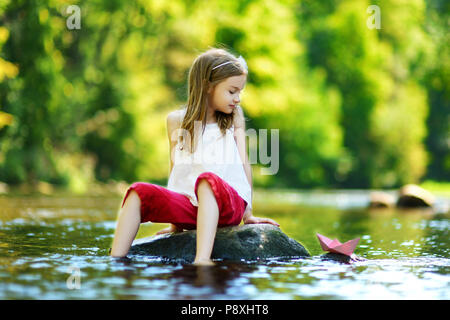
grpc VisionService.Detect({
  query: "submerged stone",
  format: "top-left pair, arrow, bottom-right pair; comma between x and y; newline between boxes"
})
129,224 -> 310,262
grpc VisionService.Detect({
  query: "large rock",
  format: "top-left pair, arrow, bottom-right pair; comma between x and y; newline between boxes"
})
397,184 -> 435,207
129,224 -> 310,263
368,191 -> 396,208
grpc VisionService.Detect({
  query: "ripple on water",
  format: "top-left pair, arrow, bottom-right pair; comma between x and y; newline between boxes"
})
0,193 -> 449,299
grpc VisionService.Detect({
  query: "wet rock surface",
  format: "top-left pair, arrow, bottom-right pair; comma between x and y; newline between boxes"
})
129,224 -> 310,263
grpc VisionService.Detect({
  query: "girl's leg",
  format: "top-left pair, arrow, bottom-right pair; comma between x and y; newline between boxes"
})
194,179 -> 220,265
110,190 -> 141,257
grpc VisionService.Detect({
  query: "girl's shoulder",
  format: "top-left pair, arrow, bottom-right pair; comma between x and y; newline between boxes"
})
167,108 -> 186,128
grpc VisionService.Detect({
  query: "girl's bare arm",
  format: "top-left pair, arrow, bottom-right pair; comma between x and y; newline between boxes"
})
233,106 -> 253,199
158,110 -> 184,234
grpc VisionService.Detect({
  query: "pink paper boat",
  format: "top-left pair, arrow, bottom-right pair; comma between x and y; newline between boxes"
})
316,233 -> 360,256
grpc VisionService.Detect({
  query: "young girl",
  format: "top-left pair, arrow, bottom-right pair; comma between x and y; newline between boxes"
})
110,48 -> 279,265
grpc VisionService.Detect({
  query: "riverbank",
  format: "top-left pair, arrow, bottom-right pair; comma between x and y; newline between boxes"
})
0,179 -> 449,198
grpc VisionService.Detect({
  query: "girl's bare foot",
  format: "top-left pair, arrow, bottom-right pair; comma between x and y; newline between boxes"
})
193,258 -> 215,266
156,224 -> 183,235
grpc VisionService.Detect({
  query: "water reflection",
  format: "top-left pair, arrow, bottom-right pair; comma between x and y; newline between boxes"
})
170,264 -> 257,299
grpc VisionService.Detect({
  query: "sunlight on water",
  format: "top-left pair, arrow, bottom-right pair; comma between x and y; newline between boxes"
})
0,191 -> 448,300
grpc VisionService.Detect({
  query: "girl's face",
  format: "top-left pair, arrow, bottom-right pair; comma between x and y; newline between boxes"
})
208,74 -> 247,114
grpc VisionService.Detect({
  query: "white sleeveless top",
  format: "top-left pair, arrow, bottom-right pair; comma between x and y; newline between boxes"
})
167,123 -> 252,210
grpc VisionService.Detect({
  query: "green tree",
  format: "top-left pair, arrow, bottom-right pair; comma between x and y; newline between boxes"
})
0,0 -> 446,193
0,1 -> 66,186
297,0 -> 432,188
423,0 -> 450,181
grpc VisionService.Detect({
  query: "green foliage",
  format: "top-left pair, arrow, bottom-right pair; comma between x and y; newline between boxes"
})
422,0 -> 450,182
297,0 -> 437,188
0,0 -> 447,192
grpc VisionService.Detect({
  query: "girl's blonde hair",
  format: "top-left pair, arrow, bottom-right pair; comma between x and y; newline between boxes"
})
180,48 -> 247,153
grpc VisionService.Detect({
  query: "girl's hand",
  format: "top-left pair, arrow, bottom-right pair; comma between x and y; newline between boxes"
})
243,208 -> 280,227
155,224 -> 183,235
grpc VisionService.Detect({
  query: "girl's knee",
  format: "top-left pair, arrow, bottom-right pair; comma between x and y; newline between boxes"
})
123,189 -> 141,208
128,189 -> 140,200
196,172 -> 220,194
197,178 -> 213,192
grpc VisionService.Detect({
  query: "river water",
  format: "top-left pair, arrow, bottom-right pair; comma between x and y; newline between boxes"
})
0,190 -> 448,299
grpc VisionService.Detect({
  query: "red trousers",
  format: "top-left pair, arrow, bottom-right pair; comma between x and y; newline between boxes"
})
121,172 -> 248,230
